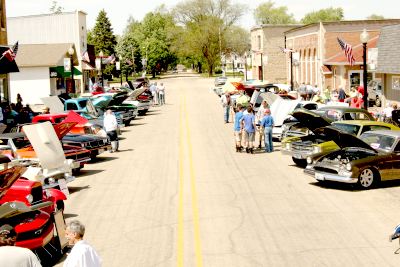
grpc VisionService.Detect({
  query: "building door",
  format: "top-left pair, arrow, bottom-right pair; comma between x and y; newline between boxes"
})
349,71 -> 362,89
258,66 -> 263,81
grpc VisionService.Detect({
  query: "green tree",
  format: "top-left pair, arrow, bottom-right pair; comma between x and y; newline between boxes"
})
90,9 -> 117,77
366,14 -> 385,20
174,0 -> 246,76
49,1 -> 63,14
254,1 -> 296,24
301,7 -> 344,24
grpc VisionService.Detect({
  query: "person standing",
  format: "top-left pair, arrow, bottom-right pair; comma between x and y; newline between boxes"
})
255,100 -> 268,149
0,224 -> 42,267
240,106 -> 256,154
103,109 -> 119,152
233,104 -> 245,152
63,220 -> 101,267
260,108 -> 274,153
338,87 -> 346,102
220,92 -> 231,123
158,83 -> 165,105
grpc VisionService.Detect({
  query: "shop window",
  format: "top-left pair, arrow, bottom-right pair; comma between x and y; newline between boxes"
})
393,76 -> 400,90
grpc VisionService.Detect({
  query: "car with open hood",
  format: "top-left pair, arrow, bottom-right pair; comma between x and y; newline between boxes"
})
281,109 -> 399,167
0,165 -> 68,259
121,87 -> 152,115
0,122 -> 91,175
304,129 -> 400,189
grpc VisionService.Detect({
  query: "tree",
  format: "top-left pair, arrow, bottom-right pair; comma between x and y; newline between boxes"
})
90,10 -> 117,77
49,1 -> 63,14
174,0 -> 246,76
254,1 -> 296,25
301,7 -> 344,24
366,14 -> 385,20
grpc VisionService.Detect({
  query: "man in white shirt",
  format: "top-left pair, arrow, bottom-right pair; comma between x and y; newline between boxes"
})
0,224 -> 42,267
103,110 -> 119,152
63,220 -> 101,267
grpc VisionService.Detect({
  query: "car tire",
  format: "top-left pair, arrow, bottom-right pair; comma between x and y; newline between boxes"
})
358,168 -> 378,189
124,119 -> 131,127
292,157 -> 307,168
56,200 -> 65,212
375,97 -> 381,107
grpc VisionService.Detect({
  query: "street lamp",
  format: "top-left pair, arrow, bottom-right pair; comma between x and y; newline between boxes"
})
68,46 -> 75,94
117,54 -> 122,86
360,29 -> 370,110
99,51 -> 104,87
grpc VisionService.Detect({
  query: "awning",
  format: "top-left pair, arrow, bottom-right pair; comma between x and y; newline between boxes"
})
0,46 -> 19,74
81,61 -> 95,70
321,65 -> 332,74
49,66 -> 82,78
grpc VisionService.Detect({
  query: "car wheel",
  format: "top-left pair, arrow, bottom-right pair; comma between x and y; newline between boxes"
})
124,119 -> 131,127
292,157 -> 307,168
56,200 -> 64,212
358,168 -> 377,189
375,97 -> 381,107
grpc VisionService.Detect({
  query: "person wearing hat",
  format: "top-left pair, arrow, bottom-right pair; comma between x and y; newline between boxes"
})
260,108 -> 274,153
220,92 -> 232,123
0,224 -> 42,266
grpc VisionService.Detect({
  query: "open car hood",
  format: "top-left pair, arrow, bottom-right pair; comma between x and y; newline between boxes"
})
129,88 -> 147,100
62,111 -> 88,127
291,108 -> 331,133
314,126 -> 377,151
53,121 -> 78,139
41,96 -> 65,114
0,201 -> 53,219
109,92 -> 129,106
0,166 -> 24,199
266,93 -> 300,126
23,122 -> 67,170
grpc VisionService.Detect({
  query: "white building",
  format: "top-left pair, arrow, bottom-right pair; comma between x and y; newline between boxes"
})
7,11 -> 92,104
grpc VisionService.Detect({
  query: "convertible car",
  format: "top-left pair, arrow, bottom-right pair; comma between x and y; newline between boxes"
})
304,129 -> 400,189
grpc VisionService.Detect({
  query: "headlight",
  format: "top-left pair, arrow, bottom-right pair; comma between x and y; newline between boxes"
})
286,143 -> 291,150
48,177 -> 56,184
306,157 -> 313,164
346,163 -> 352,171
313,146 -> 321,154
26,194 -> 33,203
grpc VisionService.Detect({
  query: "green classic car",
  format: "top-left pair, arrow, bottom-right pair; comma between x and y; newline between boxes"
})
281,109 -> 400,167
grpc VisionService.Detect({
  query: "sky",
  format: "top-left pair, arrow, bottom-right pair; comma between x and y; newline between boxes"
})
6,0 -> 400,36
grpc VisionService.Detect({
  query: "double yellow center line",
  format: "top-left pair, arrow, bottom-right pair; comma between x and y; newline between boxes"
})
177,96 -> 203,267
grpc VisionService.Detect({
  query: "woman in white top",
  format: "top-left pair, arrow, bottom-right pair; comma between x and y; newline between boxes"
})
103,110 -> 119,152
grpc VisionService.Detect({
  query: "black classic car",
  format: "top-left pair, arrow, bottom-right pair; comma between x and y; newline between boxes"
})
305,129 -> 400,189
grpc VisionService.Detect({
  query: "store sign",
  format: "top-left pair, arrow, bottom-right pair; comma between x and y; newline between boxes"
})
116,61 -> 120,71
64,58 -> 71,72
50,70 -> 58,78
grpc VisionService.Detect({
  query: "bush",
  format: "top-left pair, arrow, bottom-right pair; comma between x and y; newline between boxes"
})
214,68 -> 223,74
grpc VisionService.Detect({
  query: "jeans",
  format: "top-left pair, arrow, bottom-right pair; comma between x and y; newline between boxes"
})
264,127 -> 273,152
159,93 -> 165,105
223,106 -> 230,122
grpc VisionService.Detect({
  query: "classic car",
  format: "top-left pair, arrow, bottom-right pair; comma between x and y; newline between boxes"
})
281,105 -> 376,140
0,131 -> 91,175
304,129 -> 400,189
0,165 -> 68,259
120,87 -> 152,115
281,109 -> 399,167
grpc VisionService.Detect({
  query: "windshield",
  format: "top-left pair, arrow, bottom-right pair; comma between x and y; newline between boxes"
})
332,123 -> 361,136
361,133 -> 396,151
0,137 -> 31,149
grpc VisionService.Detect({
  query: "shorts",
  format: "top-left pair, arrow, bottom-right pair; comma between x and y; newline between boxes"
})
234,130 -> 242,142
243,131 -> 255,142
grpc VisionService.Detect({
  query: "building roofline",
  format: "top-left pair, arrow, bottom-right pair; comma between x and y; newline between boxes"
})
251,24 -> 303,31
284,19 -> 400,34
8,10 -> 87,19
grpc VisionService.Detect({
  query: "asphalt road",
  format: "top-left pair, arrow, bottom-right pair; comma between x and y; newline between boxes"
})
58,75 -> 400,267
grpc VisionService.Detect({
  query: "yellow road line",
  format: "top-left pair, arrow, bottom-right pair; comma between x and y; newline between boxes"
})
177,100 -> 184,267
184,96 -> 204,267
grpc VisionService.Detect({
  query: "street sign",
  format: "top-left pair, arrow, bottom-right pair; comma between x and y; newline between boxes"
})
116,62 -> 120,71
63,58 -> 71,72
95,58 -> 101,70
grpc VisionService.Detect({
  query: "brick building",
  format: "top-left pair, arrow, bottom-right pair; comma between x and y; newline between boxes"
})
250,24 -> 301,83
284,19 -> 400,93
376,24 -> 400,107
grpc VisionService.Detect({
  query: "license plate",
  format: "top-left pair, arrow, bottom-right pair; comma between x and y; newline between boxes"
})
315,173 -> 324,180
293,153 -> 302,159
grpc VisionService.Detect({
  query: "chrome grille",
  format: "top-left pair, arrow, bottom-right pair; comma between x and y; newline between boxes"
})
292,141 -> 313,153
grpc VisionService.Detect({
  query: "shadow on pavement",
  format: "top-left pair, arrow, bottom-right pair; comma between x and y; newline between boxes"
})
131,122 -> 147,126
76,169 -> 104,177
64,213 -> 79,219
113,148 -> 133,153
68,185 -> 90,194
310,178 -> 400,191
92,156 -> 118,163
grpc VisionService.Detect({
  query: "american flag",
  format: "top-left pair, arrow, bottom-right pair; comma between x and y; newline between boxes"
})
82,50 -> 90,62
2,41 -> 18,62
337,37 -> 355,66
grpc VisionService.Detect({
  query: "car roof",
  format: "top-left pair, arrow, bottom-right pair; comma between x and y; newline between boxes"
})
362,130 -> 400,138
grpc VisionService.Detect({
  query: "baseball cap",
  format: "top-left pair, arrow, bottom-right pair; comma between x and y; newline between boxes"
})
0,224 -> 16,238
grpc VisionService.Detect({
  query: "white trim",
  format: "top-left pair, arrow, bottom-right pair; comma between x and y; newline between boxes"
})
286,32 -> 318,40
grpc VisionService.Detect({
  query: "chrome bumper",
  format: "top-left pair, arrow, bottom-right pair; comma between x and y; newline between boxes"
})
43,175 -> 75,189
313,171 -> 358,184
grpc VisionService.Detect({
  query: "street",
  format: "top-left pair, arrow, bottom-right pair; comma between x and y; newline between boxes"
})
59,75 -> 400,267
